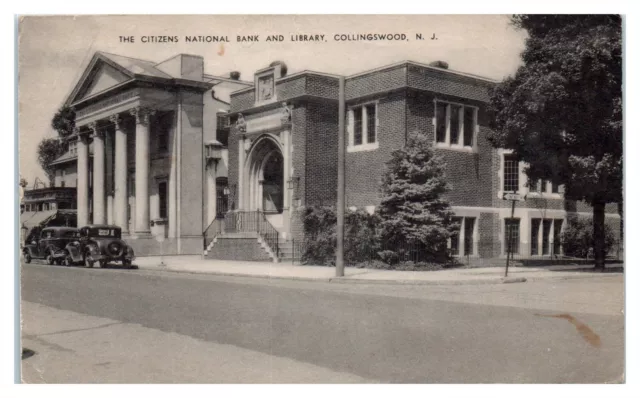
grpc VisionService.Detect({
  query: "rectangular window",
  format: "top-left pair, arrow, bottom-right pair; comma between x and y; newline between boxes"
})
349,103 -> 378,150
503,154 -> 520,192
435,102 -> 448,143
435,101 -> 477,148
542,219 -> 552,255
450,104 -> 461,145
157,127 -> 169,153
353,107 -> 363,146
553,219 -> 563,255
366,104 -> 376,144
158,181 -> 167,219
505,218 -> 520,255
551,182 -> 560,194
531,218 -> 541,255
463,107 -> 475,147
450,217 -> 462,256
463,217 -> 475,256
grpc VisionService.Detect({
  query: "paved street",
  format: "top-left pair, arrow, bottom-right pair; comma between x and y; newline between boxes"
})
20,263 -> 624,383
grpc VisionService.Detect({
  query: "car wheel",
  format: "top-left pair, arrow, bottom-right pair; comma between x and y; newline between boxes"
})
122,259 -> 132,267
23,252 -> 31,264
99,260 -> 108,268
46,251 -> 55,265
84,254 -> 94,268
64,255 -> 73,267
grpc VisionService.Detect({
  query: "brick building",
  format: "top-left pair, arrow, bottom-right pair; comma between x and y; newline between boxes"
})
209,60 -> 621,262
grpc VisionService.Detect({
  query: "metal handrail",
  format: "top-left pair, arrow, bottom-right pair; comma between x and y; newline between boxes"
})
220,211 -> 280,258
202,218 -> 224,250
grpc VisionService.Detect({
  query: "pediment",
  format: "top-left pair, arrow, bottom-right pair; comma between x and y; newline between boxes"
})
75,63 -> 131,101
66,53 -> 135,105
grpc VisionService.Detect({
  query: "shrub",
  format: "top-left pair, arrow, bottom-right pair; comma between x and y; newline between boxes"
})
301,206 -> 379,266
561,218 -> 615,258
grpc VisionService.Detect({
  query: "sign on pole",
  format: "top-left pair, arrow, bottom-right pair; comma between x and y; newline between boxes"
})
502,191 -> 526,277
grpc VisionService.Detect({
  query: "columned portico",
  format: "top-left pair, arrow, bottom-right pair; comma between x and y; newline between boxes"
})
131,107 -> 155,234
90,122 -> 106,225
76,130 -> 90,227
111,114 -> 128,234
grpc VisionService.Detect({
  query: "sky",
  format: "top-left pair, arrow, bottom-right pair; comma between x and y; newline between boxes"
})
17,14 -> 528,184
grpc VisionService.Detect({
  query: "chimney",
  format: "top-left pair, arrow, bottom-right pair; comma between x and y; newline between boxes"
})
230,71 -> 241,80
429,60 -> 449,70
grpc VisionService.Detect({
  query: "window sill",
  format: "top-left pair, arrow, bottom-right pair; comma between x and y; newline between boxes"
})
525,192 -> 564,200
347,142 -> 379,153
434,143 -> 476,153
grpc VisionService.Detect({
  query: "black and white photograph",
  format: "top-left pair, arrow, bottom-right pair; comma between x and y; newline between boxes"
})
12,12 -> 627,386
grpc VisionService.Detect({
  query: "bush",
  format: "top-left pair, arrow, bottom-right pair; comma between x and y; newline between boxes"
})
301,206 -> 379,266
561,218 -> 615,258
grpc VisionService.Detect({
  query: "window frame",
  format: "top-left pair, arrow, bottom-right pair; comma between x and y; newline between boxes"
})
448,215 -> 478,257
347,101 -> 379,152
433,98 -> 478,152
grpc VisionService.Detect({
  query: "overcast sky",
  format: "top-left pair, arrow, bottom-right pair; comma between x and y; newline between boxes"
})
18,14 -> 527,184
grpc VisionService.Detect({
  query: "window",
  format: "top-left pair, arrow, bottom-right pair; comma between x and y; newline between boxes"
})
531,218 -> 541,255
158,181 -> 167,219
551,182 -> 560,194
503,154 -> 520,192
157,125 -> 169,153
542,219 -> 552,255
531,218 -> 564,256
434,100 -> 477,148
69,141 -> 77,155
505,218 -> 520,255
353,107 -> 363,146
348,103 -> 378,151
450,216 -> 476,256
553,219 -> 563,255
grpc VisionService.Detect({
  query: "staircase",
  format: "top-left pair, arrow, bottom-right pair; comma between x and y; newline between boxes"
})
203,211 -> 298,263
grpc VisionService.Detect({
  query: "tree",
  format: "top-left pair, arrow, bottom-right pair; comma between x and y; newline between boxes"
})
19,177 -> 28,188
378,132 -> 458,262
487,15 -> 622,269
51,106 -> 76,138
37,138 -> 65,186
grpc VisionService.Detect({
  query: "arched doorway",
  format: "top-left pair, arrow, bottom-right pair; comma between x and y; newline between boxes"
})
246,137 -> 284,214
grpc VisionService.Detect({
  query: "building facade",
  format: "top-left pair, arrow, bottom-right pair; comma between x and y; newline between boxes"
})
52,51 -> 250,255
54,51 -> 621,261
221,60 -> 621,261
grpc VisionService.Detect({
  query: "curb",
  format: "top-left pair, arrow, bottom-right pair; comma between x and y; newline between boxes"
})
135,265 -> 532,286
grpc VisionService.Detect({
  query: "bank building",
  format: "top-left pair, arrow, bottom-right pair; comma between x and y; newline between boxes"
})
46,51 -> 621,261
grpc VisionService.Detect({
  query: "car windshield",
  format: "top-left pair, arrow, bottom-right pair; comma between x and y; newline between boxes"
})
88,228 -> 121,239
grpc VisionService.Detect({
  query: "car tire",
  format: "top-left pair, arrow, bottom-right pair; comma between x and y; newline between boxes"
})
46,251 -> 55,265
122,259 -> 132,267
99,260 -> 108,268
84,254 -> 94,268
64,255 -> 73,267
23,252 -> 31,264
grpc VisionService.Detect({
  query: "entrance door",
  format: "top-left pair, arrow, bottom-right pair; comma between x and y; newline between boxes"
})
262,151 -> 283,213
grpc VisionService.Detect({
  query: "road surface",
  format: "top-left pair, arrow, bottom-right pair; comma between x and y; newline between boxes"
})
20,263 -> 624,383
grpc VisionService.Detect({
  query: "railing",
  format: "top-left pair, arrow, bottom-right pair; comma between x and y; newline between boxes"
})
203,218 -> 225,250
215,211 -> 280,258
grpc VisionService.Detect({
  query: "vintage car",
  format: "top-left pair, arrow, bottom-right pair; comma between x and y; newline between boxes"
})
64,225 -> 135,267
22,226 -> 79,265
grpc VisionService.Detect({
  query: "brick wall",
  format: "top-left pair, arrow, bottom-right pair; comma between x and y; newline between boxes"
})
305,101 -> 339,207
407,64 -> 493,103
346,65 -> 406,101
345,91 -> 406,208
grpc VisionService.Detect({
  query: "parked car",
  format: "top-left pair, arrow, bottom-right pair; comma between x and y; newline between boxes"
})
64,225 -> 135,268
22,227 -> 79,265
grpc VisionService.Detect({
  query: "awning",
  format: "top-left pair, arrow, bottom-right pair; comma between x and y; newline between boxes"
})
20,210 -> 57,229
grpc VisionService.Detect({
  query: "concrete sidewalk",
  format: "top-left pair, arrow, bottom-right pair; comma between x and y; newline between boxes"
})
132,256 -> 623,285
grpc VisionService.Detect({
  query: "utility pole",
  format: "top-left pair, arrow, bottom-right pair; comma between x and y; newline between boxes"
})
336,76 -> 346,277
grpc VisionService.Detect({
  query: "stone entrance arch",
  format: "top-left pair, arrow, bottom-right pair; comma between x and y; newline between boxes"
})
245,136 -> 284,214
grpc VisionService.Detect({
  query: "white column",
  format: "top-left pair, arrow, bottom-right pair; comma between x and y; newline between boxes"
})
90,123 -> 106,225
283,129 -> 291,210
168,113 -> 177,238
131,107 -> 154,234
237,136 -> 246,210
459,217 -> 466,256
111,114 -> 128,234
206,161 -> 216,224
76,130 -> 90,227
